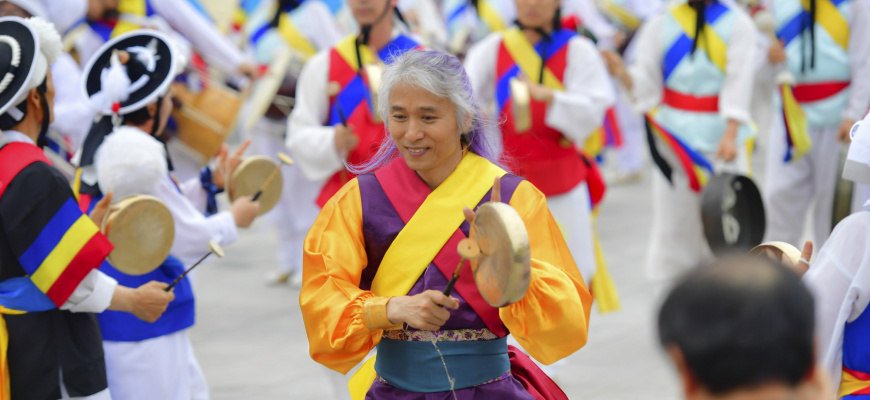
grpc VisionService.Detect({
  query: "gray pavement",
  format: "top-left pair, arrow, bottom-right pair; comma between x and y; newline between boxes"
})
189,168 -> 682,399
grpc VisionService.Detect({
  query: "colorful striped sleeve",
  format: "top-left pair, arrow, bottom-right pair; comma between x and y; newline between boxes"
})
0,162 -> 113,308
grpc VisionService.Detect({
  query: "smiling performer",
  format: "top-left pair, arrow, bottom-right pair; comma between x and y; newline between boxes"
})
464,0 -> 615,288
286,0 -> 421,207
299,50 -> 592,400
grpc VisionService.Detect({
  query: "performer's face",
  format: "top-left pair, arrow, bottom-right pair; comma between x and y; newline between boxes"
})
515,0 -> 559,29
388,83 -> 465,184
0,2 -> 30,18
349,0 -> 395,26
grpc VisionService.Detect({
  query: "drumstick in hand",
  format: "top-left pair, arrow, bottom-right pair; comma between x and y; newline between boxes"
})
252,153 -> 294,201
443,239 -> 481,297
165,241 -> 225,291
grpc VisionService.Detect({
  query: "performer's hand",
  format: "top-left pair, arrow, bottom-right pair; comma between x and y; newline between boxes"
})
238,62 -> 259,80
601,50 -> 632,90
230,196 -> 260,228
463,177 -> 501,224
520,74 -> 555,104
214,139 -> 251,192
715,121 -> 739,162
768,40 -> 786,64
386,290 -> 460,331
838,119 -> 855,143
612,31 -> 627,49
89,191 -> 113,227
791,240 -> 813,276
334,124 -> 359,152
110,281 -> 175,323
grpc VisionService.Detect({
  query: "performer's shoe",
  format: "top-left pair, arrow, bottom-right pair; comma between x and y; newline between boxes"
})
266,271 -> 292,286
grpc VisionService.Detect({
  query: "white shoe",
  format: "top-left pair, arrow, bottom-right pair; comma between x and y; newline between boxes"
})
266,271 -> 292,286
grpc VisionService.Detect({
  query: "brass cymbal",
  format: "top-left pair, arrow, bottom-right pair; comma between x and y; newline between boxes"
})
102,195 -> 175,276
510,78 -> 531,134
749,241 -> 802,266
230,156 -> 283,215
468,202 -> 531,308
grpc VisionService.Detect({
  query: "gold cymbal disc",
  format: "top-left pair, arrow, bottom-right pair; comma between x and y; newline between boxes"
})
469,202 -> 531,308
103,195 -> 175,276
230,156 -> 283,215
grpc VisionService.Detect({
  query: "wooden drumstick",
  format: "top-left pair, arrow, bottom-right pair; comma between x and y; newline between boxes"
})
165,241 -> 225,291
443,239 -> 481,297
252,153 -> 294,201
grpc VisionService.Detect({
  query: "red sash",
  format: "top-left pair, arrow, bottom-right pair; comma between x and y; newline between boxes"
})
792,81 -> 849,103
662,87 -> 719,112
373,158 -> 507,337
0,142 -> 51,199
496,35 -> 588,197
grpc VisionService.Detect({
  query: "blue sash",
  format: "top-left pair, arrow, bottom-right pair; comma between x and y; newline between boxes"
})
97,255 -> 195,342
375,336 -> 510,392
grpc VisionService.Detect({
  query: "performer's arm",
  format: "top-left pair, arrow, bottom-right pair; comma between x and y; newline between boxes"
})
803,218 -> 870,388
624,13 -> 665,113
60,269 -> 118,313
286,51 -> 346,181
545,36 -> 616,144
463,33 -> 500,109
844,0 -> 870,122
150,0 -> 248,77
155,177 -> 239,265
500,181 -> 593,365
300,179 -> 382,374
719,11 -> 758,128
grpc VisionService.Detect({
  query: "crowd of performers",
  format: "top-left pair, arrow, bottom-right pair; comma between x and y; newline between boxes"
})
2,0 -> 870,399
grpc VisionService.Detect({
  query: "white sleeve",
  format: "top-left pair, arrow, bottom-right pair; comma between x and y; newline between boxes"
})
719,12 -> 758,125
844,0 -> 870,121
180,176 -> 209,214
297,2 -> 344,50
286,50 -> 345,181
802,215 -> 870,388
463,33 -> 501,109
546,37 -> 616,143
153,177 -> 238,268
627,0 -> 664,19
50,53 -> 93,152
625,13 -> 665,113
151,0 -> 247,76
60,269 -> 118,313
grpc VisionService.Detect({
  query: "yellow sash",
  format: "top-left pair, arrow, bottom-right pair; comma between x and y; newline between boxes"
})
478,0 -> 506,32
501,28 -> 565,91
278,13 -> 317,58
599,0 -> 642,30
839,368 -> 870,398
113,0 -> 148,37
350,153 -> 506,399
334,35 -> 377,71
0,307 -> 25,400
802,0 -> 849,50
670,3 -> 728,73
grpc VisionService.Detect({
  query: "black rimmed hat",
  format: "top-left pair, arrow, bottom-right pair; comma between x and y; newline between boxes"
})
0,16 -> 38,118
81,29 -> 177,116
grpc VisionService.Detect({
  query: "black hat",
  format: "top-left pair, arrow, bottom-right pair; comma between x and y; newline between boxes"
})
81,29 -> 177,116
0,16 -> 38,119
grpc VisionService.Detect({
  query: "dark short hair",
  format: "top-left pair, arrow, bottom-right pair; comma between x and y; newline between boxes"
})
658,256 -> 814,395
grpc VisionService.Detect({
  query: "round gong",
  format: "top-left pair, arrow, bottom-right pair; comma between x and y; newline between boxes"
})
102,195 -> 174,275
469,202 -> 531,308
701,173 -> 766,257
749,241 -> 802,266
230,156 -> 283,215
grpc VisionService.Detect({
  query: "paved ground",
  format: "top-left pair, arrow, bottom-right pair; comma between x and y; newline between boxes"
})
188,166 -> 683,399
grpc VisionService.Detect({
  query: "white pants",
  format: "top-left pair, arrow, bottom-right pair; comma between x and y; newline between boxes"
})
645,148 -> 750,285
546,182 -> 596,287
612,91 -> 645,175
103,330 -> 208,400
764,121 -> 842,247
247,118 -> 321,275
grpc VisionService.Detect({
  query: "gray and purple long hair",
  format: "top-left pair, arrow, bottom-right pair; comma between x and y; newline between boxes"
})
348,49 -> 507,174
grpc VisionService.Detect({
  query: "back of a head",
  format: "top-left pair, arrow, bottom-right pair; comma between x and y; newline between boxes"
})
658,256 -> 815,395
